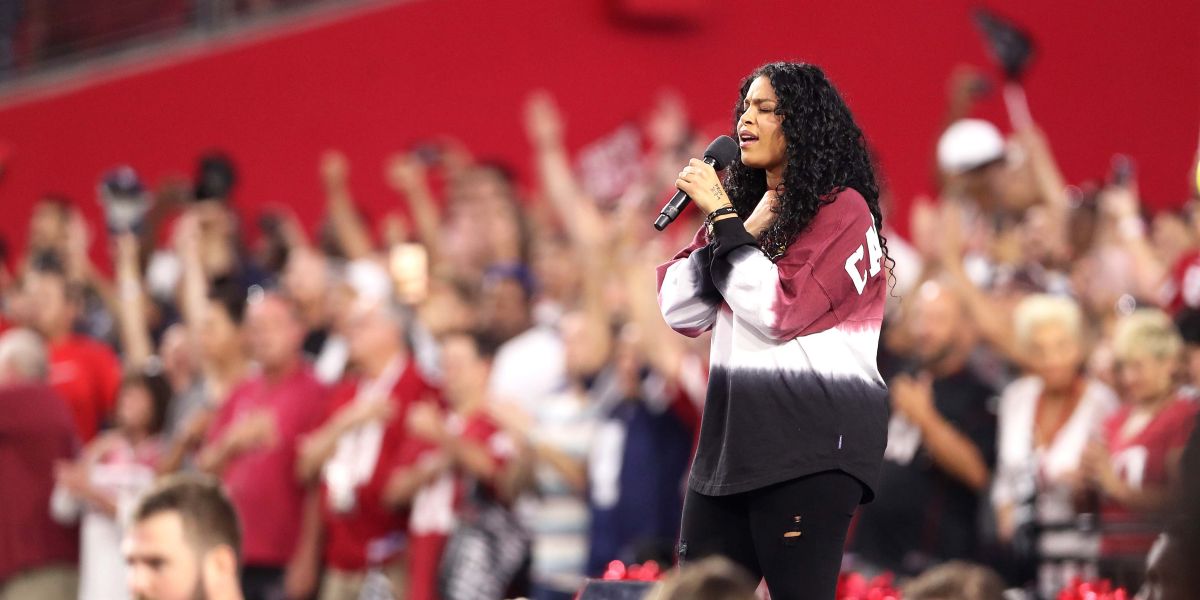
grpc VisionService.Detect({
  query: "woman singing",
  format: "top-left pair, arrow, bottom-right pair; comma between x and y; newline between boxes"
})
656,62 -> 890,598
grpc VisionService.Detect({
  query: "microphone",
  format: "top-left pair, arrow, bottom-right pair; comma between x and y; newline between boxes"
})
653,135 -> 741,231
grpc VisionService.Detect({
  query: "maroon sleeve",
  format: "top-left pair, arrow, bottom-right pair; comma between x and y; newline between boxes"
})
707,189 -> 885,340
461,414 -> 513,472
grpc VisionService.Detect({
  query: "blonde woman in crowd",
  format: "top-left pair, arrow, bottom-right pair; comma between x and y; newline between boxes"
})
1083,309 -> 1198,590
991,294 -> 1118,597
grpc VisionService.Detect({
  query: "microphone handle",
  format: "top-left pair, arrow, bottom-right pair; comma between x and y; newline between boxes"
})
653,156 -> 719,231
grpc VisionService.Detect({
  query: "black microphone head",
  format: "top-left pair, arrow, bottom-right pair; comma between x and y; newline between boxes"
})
703,135 -> 741,170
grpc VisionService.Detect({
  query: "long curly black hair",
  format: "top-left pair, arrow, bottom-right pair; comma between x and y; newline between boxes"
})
724,62 -> 890,269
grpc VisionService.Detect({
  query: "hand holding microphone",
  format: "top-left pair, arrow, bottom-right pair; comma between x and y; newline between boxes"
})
654,135 -> 740,230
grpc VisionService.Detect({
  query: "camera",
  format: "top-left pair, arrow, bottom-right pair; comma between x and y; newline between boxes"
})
97,165 -> 150,235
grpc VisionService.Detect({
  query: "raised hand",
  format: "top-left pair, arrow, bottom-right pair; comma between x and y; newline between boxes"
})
405,401 -> 446,443
225,409 -> 278,455
646,90 -> 688,152
54,459 -> 90,495
385,152 -> 426,194
320,150 -> 350,191
524,90 -> 564,149
946,65 -> 989,118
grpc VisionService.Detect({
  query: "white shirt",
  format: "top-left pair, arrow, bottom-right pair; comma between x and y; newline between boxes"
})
992,376 -> 1118,527
51,441 -> 158,600
487,326 -> 566,415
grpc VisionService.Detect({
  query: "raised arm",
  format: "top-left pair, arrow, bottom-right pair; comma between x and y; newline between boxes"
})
936,201 -> 1023,364
1012,125 -> 1071,261
321,151 -> 374,261
62,211 -> 121,325
523,91 -> 607,250
1100,185 -> 1167,304
113,233 -> 153,371
385,153 -> 443,265
175,213 -> 208,337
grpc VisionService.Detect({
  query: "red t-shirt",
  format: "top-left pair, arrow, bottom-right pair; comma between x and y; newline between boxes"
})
1099,396 -> 1199,556
48,334 -> 122,442
320,359 -> 440,571
1162,249 -> 1200,314
204,365 -> 329,567
0,383 -> 80,583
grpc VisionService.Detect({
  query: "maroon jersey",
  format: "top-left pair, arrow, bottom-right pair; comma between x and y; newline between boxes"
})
1162,249 -> 1200,314
656,187 -> 889,500
1099,396 -> 1198,556
319,357 -> 440,571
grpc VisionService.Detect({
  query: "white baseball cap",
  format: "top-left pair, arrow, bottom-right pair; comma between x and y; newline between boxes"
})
937,119 -> 1006,175
344,259 -> 393,305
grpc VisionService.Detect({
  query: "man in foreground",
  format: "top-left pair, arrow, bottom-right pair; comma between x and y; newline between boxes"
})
124,474 -> 244,600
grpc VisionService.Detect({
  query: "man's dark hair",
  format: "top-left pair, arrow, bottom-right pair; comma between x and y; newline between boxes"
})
36,194 -> 75,217
1176,308 -> 1200,346
468,328 -> 504,361
133,474 -> 242,565
208,278 -> 249,325
28,251 -> 86,305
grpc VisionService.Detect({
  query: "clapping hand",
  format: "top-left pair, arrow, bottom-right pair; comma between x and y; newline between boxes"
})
890,372 -> 936,426
524,90 -> 564,149
406,402 -> 446,443
335,395 -> 396,431
1081,440 -> 1120,494
54,460 -> 89,496
224,409 -> 278,455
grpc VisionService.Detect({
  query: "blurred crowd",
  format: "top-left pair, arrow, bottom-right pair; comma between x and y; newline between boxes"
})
0,66 -> 1198,600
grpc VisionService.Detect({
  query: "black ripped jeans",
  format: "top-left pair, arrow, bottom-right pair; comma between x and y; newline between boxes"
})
678,470 -> 863,600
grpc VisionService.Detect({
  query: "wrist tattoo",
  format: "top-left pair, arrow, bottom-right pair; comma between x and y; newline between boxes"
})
711,183 -> 726,205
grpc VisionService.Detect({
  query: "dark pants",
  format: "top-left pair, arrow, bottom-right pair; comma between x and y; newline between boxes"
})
679,470 -> 863,600
241,565 -> 286,600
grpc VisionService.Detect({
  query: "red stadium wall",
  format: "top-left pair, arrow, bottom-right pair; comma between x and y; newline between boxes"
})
0,0 -> 1197,266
